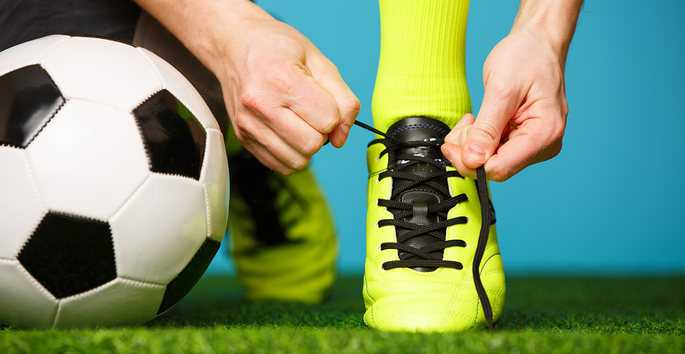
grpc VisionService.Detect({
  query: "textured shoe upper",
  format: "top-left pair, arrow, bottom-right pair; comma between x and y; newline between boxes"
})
386,119 -> 451,227
375,117 -> 469,272
229,149 -> 294,247
227,148 -> 338,303
359,117 -> 504,331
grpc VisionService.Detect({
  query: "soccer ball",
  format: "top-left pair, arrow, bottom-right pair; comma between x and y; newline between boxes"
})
0,35 -> 228,328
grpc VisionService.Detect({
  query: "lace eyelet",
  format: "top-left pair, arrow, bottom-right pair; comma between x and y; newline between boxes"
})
379,265 -> 384,271
375,222 -> 380,229
377,245 -> 381,251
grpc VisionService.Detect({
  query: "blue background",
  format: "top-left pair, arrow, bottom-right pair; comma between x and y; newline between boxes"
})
209,0 -> 685,275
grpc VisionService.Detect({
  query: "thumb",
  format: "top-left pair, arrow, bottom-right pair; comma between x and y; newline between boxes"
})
463,84 -> 522,168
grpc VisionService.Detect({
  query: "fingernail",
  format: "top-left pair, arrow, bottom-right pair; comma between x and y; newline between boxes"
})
336,124 -> 351,147
340,123 -> 351,136
465,143 -> 486,163
446,123 -> 466,144
455,117 -> 468,129
445,130 -> 457,144
457,126 -> 470,146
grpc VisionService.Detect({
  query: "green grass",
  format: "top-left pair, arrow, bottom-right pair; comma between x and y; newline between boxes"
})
1,275 -> 684,353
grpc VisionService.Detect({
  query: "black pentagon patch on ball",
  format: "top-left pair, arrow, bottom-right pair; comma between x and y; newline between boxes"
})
0,65 -> 65,148
157,238 -> 220,315
133,90 -> 206,180
17,212 -> 117,299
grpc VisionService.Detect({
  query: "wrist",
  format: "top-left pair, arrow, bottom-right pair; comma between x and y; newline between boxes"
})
202,1 -> 274,71
510,0 -> 582,60
135,0 -> 272,76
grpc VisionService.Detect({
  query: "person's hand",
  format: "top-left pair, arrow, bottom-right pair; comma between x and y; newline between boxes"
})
216,16 -> 360,175
134,0 -> 360,175
217,15 -> 360,175
135,0 -> 360,175
441,29 -> 568,182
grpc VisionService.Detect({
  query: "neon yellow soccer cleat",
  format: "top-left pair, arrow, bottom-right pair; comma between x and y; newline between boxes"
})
362,117 -> 505,332
226,144 -> 337,303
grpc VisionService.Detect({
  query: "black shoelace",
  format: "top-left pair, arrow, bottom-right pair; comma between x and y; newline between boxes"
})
353,120 -> 495,331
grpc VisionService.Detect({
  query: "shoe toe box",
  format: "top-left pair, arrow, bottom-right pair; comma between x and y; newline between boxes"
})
364,291 -> 482,332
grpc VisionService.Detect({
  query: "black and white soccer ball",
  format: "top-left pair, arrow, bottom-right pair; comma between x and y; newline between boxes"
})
0,35 -> 228,328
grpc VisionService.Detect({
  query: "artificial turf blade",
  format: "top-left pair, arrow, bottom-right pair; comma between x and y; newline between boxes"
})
1,275 -> 683,353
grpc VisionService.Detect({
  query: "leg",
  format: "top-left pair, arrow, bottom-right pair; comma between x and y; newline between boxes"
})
372,0 -> 471,131
363,0 -> 505,331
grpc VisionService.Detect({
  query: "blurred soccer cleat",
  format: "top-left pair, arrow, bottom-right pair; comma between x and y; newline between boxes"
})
227,142 -> 337,303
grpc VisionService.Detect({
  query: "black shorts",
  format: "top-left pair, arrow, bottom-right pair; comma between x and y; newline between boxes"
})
0,0 -> 229,134
0,0 -> 141,52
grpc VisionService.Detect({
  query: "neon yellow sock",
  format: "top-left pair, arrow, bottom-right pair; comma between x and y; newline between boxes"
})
372,0 -> 471,131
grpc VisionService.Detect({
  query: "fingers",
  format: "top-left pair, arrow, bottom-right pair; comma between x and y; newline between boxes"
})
309,58 -> 361,147
445,113 -> 475,144
267,108 -> 327,156
444,113 -> 565,182
462,81 -> 524,169
483,119 -> 564,182
481,136 -> 537,182
278,64 -> 343,135
232,109 -> 313,175
235,63 -> 342,174
221,19 -> 359,174
443,114 -> 477,179
442,143 -> 476,179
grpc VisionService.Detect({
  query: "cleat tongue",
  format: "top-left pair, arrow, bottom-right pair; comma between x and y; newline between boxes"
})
386,117 -> 453,272
386,117 -> 451,142
386,117 -> 451,168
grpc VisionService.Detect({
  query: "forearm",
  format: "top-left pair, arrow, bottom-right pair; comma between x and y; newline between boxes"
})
511,0 -> 583,62
132,0 -> 271,75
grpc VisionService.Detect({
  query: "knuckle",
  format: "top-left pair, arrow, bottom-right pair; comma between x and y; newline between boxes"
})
240,89 -> 263,112
233,114 -> 255,137
342,97 -> 361,119
324,57 -> 338,70
490,81 -> 515,100
302,134 -> 325,156
318,57 -> 338,72
280,167 -> 295,176
549,118 -> 566,143
320,112 -> 339,133
552,125 -> 565,143
230,120 -> 246,140
291,155 -> 311,171
475,121 -> 500,143
233,115 -> 249,133
264,67 -> 295,94
561,101 -> 569,118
